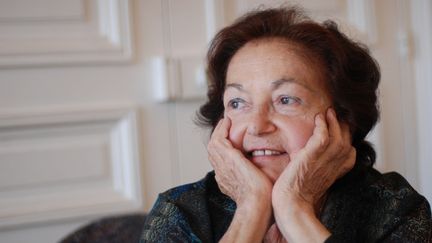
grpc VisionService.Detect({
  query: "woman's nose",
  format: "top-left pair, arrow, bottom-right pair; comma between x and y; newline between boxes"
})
246,108 -> 276,136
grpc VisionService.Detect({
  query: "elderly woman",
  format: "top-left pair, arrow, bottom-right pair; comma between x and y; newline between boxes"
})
141,7 -> 431,242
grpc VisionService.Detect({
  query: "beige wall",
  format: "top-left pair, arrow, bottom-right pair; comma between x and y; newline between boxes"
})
0,0 -> 430,242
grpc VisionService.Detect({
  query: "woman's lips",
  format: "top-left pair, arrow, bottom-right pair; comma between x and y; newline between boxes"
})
246,149 -> 289,166
251,149 -> 282,156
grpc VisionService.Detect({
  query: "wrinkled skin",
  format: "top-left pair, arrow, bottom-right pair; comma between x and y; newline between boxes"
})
207,38 -> 356,242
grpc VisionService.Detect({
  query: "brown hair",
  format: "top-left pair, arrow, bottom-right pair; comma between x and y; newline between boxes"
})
197,7 -> 380,167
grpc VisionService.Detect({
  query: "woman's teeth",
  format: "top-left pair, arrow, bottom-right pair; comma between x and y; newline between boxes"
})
252,150 -> 282,156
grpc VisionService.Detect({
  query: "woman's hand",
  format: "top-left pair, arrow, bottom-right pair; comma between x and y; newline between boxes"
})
208,117 -> 272,206
208,117 -> 273,242
272,108 -> 356,242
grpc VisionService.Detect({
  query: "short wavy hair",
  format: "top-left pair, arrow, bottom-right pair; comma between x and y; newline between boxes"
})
196,7 -> 380,167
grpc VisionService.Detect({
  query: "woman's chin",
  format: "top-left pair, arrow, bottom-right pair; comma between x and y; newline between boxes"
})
250,154 -> 290,183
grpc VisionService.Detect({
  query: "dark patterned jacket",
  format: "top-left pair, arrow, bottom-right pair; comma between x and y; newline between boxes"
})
141,167 -> 432,242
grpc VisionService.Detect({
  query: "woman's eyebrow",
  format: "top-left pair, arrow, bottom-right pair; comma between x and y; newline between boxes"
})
225,83 -> 244,91
271,78 -> 315,92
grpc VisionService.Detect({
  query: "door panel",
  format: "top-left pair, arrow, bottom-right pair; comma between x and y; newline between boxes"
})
0,0 -> 430,242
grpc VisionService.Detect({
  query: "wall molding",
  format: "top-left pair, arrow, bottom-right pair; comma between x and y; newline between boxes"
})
390,0 -> 418,189
0,0 -> 133,68
204,0 -> 225,42
411,0 -> 432,201
0,105 -> 143,228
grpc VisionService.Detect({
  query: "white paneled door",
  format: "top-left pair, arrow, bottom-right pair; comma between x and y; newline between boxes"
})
0,1 -> 143,242
0,1 -> 430,243
0,0 -> 216,242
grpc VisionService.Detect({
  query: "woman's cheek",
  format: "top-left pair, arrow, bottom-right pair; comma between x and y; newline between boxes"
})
279,116 -> 315,153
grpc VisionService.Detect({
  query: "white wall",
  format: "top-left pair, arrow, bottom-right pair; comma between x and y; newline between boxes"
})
0,0 -> 430,242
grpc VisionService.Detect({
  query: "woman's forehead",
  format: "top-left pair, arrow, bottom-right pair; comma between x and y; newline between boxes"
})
226,38 -> 327,90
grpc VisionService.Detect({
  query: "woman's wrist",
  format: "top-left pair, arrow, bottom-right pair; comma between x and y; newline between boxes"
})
221,196 -> 272,243
273,197 -> 330,242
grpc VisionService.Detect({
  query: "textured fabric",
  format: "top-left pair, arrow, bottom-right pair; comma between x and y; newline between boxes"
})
60,213 -> 146,243
141,172 -> 234,242
140,167 -> 432,242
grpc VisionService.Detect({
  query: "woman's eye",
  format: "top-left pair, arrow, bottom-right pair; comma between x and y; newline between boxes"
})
228,98 -> 244,109
279,96 -> 300,105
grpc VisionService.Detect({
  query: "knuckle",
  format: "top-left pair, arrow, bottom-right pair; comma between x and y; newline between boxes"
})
350,148 -> 357,161
335,141 -> 344,152
302,152 -> 314,164
332,140 -> 351,157
227,148 -> 238,158
212,140 -> 224,149
215,174 -> 224,185
207,143 -> 213,151
318,135 -> 329,148
208,155 -> 216,166
207,139 -> 218,149
342,163 -> 354,173
345,159 -> 355,170
342,150 -> 356,171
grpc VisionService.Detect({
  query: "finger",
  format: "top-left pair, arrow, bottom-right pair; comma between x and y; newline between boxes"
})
302,113 -> 329,157
209,141 -> 245,167
337,147 -> 356,177
211,118 -> 225,139
210,142 -> 248,167
327,108 -> 342,143
208,118 -> 229,152
220,117 -> 231,139
213,117 -> 231,140
340,122 -> 352,144
208,150 -> 223,168
324,108 -> 347,157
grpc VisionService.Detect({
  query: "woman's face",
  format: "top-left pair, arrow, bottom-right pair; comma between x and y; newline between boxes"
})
223,38 -> 332,183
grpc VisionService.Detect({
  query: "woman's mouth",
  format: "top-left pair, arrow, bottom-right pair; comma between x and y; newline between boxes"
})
246,149 -> 288,162
251,149 -> 283,156
244,148 -> 290,182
